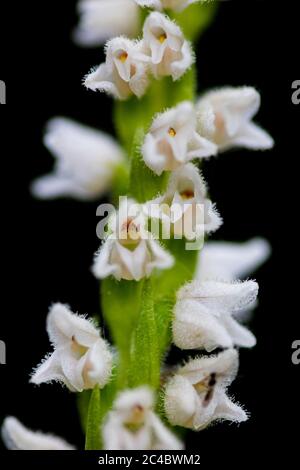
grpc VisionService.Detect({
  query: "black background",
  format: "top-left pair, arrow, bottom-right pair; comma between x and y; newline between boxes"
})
0,0 -> 299,463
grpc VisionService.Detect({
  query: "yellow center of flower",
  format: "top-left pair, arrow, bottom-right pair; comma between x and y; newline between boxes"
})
158,33 -> 167,43
180,189 -> 195,200
168,127 -> 176,137
119,51 -> 128,63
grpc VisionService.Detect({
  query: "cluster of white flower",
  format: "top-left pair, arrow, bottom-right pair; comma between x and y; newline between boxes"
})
84,12 -> 194,99
92,85 -> 272,281
2,0 -> 274,451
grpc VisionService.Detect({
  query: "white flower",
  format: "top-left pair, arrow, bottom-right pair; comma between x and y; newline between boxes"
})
74,0 -> 140,47
85,37 -> 149,100
173,279 -> 258,351
196,238 -> 271,281
2,417 -> 75,450
142,12 -> 194,80
142,101 -> 217,175
164,349 -> 248,430
103,387 -> 183,450
135,0 -> 198,12
30,303 -> 113,392
196,87 -> 274,152
31,118 -> 125,201
93,199 -> 173,281
144,163 -> 222,240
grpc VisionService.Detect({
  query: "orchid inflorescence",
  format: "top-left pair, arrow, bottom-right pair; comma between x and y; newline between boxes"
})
2,0 -> 274,450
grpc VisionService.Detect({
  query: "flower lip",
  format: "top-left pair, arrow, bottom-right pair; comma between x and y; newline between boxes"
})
117,51 -> 129,63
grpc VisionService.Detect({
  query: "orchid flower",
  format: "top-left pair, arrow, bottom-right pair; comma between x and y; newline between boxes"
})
196,87 -> 274,152
93,198 -> 174,281
173,280 -> 258,351
144,163 -> 222,240
164,349 -> 247,430
31,118 -> 125,201
31,303 -> 113,392
142,101 -> 217,175
142,12 -> 194,80
103,387 -> 183,450
85,37 -> 149,100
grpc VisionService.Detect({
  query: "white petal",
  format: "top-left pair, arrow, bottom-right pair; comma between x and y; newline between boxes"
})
149,412 -> 184,450
197,237 -> 271,281
2,417 -> 75,450
59,346 -> 86,392
232,121 -> 274,150
223,315 -> 257,348
129,60 -> 151,98
47,303 -> 99,348
203,200 -> 223,234
31,175 -> 95,200
74,0 -> 140,47
188,132 -> 217,160
30,351 -> 74,389
83,339 -> 113,389
173,299 -> 233,351
177,280 -> 259,315
221,87 -> 261,133
142,131 -> 172,176
85,63 -> 129,100
164,375 -> 197,427
146,238 -> 174,273
92,236 -> 119,279
178,349 -> 238,387
170,39 -> 194,81
214,393 -> 248,423
32,117 -> 124,200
